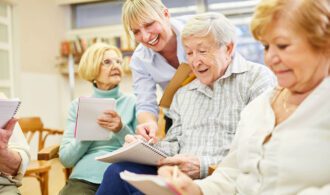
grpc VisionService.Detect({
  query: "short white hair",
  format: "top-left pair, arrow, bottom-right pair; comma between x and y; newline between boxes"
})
182,12 -> 237,47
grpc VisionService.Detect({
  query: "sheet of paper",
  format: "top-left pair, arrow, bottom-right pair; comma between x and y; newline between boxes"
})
74,97 -> 116,141
95,140 -> 168,165
120,171 -> 182,195
0,98 -> 21,128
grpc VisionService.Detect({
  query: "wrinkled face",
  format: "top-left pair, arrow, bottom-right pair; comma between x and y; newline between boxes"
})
130,11 -> 173,52
95,50 -> 123,89
262,17 -> 329,93
183,35 -> 233,87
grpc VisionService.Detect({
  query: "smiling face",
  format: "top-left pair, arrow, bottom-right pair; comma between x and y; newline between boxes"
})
95,49 -> 123,90
183,34 -> 233,87
262,17 -> 329,93
130,10 -> 173,52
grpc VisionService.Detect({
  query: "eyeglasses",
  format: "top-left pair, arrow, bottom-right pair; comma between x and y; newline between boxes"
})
102,58 -> 123,68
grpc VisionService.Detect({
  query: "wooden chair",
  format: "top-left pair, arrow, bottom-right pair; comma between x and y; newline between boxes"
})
38,144 -> 72,181
208,164 -> 217,175
157,63 -> 196,137
18,117 -> 63,195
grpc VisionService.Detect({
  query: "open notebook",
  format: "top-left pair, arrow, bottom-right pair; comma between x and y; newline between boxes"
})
120,171 -> 183,195
0,98 -> 21,128
74,97 -> 116,141
95,140 -> 168,165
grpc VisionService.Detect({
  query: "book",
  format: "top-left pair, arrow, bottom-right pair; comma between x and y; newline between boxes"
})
159,63 -> 195,108
0,98 -> 21,129
95,139 -> 168,165
74,97 -> 116,141
120,170 -> 183,195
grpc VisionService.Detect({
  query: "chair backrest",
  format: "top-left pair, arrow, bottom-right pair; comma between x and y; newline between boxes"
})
159,63 -> 195,108
19,117 -> 46,151
157,63 -> 196,136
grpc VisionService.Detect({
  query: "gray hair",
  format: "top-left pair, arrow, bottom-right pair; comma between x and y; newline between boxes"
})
182,12 -> 237,47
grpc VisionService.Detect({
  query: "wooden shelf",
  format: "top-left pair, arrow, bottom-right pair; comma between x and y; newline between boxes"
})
57,63 -> 79,75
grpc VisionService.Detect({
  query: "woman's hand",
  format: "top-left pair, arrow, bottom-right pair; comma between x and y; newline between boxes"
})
158,154 -> 201,179
123,134 -> 138,147
158,165 -> 203,195
123,134 -> 149,147
136,121 -> 158,143
97,110 -> 122,133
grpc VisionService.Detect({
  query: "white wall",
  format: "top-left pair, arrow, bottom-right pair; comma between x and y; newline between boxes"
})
18,72 -> 64,158
10,0 -> 136,158
11,0 -> 69,158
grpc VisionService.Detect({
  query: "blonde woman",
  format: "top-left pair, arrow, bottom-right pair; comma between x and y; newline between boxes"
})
122,0 -> 192,140
158,0 -> 330,194
59,43 -> 137,195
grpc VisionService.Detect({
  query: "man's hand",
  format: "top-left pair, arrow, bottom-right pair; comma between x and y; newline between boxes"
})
0,118 -> 17,150
158,165 -> 203,195
158,154 -> 201,179
136,121 -> 158,143
98,110 -> 123,133
0,118 -> 21,176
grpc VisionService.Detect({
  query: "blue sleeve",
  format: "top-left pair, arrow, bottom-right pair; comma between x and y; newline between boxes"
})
130,52 -> 159,116
112,95 -> 138,145
59,99 -> 93,168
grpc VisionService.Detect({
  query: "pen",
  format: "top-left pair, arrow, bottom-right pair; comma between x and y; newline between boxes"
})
172,166 -> 179,180
147,138 -> 154,145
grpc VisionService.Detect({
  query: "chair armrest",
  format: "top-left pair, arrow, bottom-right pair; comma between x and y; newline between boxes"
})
43,128 -> 64,135
208,164 -> 217,175
38,144 -> 60,160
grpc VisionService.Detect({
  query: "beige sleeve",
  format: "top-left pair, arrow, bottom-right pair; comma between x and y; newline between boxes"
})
8,124 -> 31,180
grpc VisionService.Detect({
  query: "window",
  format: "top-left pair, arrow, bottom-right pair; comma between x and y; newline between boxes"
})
73,1 -> 124,28
71,0 -> 264,64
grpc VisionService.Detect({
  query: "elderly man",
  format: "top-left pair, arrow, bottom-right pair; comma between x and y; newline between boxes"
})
0,93 -> 30,194
96,12 -> 276,195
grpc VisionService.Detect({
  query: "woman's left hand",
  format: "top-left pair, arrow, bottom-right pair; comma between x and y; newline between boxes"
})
158,154 -> 201,179
158,166 -> 203,195
97,110 -> 123,133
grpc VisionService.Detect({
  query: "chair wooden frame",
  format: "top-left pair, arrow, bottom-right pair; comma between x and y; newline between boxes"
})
18,117 -> 63,195
38,144 -> 72,180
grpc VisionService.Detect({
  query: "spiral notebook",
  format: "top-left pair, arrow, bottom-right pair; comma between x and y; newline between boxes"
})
0,98 -> 21,128
95,140 -> 168,165
74,97 -> 116,141
120,171 -> 183,195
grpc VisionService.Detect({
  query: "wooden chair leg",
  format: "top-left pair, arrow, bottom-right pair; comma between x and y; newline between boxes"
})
39,172 -> 49,195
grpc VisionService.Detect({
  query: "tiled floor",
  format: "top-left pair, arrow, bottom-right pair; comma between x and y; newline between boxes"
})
19,159 -> 66,195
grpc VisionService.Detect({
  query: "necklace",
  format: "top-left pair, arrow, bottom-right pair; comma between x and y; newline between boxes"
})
282,88 -> 297,113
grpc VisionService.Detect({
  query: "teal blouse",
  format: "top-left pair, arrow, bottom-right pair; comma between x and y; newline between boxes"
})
59,85 -> 137,184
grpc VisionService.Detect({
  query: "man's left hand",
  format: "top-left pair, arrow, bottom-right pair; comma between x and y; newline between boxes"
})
158,154 -> 200,179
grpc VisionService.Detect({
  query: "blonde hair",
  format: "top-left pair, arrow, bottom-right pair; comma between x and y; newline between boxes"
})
182,12 -> 237,47
122,0 -> 166,37
251,0 -> 330,52
78,43 -> 122,82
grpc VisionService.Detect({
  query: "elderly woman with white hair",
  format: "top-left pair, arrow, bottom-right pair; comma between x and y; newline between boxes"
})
96,12 -> 276,195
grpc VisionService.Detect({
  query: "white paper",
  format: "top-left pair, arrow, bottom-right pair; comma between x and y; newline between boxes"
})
95,140 -> 168,165
74,97 -> 116,141
0,98 -> 20,129
120,171 -> 182,195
